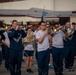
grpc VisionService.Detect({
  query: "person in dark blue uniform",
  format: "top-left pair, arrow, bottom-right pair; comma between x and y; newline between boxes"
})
18,24 -> 26,62
72,22 -> 76,58
52,23 -> 65,75
8,20 -> 26,75
36,21 -> 51,75
64,22 -> 76,72
2,25 -> 11,70
0,30 -> 5,65
73,29 -> 76,59
0,21 -> 5,59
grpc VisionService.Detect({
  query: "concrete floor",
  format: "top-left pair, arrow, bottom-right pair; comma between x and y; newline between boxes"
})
0,57 -> 76,75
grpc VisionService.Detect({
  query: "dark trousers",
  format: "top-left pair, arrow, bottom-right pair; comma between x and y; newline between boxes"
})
0,51 -> 2,65
75,40 -> 76,56
2,44 -> 5,59
52,47 -> 64,73
37,49 -> 50,75
64,46 -> 75,69
9,49 -> 22,75
75,46 -> 76,56
3,45 -> 9,69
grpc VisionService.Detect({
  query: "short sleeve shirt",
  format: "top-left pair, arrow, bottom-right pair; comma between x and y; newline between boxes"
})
36,30 -> 49,52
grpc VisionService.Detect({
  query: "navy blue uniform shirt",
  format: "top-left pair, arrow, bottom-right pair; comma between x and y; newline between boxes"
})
8,28 -> 26,50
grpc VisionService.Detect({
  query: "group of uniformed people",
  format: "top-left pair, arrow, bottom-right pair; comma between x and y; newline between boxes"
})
0,20 -> 26,75
0,20 -> 76,75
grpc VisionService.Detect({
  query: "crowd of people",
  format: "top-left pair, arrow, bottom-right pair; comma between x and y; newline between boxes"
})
0,20 -> 76,75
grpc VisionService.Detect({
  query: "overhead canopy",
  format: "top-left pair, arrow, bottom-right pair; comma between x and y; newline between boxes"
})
0,8 -> 76,17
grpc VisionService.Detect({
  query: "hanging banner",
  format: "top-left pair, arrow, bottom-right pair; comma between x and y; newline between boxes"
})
42,11 -> 46,22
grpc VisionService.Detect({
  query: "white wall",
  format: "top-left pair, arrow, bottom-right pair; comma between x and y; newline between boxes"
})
70,17 -> 76,24
0,0 -> 76,11
0,0 -> 54,10
0,0 -> 76,24
0,16 -> 41,24
1,16 -> 75,24
0,16 -> 59,24
55,0 -> 76,11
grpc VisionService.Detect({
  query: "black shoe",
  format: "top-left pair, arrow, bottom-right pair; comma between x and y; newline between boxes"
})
70,68 -> 74,71
29,69 -> 33,73
59,72 -> 64,75
0,63 -> 1,66
69,67 -> 74,71
26,69 -> 29,72
55,72 -> 59,75
5,67 -> 10,71
5,65 -> 10,71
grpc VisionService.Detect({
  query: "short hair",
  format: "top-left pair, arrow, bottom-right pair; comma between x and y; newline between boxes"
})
65,21 -> 70,25
0,21 -> 3,27
39,21 -> 45,25
46,21 -> 51,24
72,22 -> 76,25
54,23 -> 59,26
26,27 -> 31,31
12,20 -> 17,24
